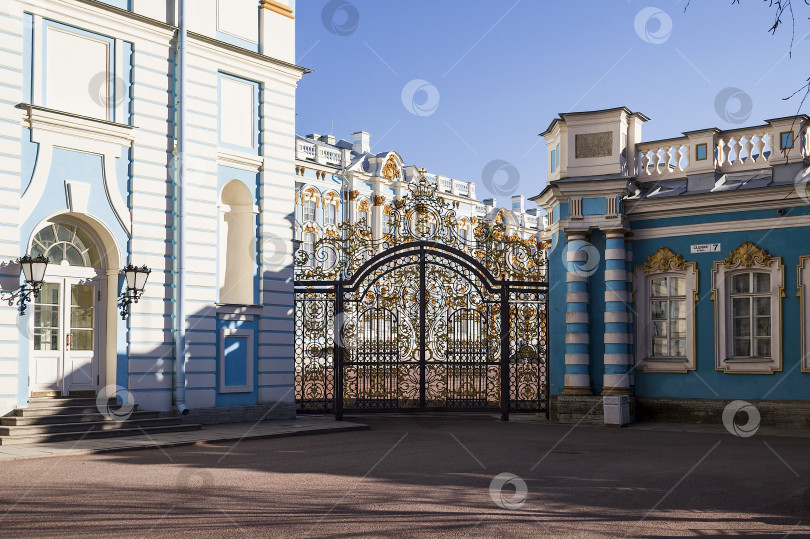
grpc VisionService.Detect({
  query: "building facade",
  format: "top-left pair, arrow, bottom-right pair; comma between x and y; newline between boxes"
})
0,0 -> 306,422
534,107 -> 810,425
293,131 -> 544,252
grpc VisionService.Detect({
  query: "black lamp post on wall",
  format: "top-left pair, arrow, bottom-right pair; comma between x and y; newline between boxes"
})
119,264 -> 151,319
16,255 -> 49,315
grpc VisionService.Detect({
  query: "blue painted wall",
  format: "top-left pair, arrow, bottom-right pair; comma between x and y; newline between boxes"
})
631,218 -> 808,401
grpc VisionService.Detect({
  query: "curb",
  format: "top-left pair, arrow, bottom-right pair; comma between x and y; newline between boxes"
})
0,422 -> 371,461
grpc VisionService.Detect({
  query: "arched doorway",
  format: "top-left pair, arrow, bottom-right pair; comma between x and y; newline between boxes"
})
27,221 -> 109,396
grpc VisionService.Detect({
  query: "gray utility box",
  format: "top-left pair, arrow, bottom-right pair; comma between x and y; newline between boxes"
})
603,395 -> 631,427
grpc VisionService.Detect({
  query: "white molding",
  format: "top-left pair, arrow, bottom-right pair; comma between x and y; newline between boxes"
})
634,264 -> 697,373
217,148 -> 264,172
632,214 -> 810,240
624,184 -> 799,220
218,328 -> 254,393
713,257 -> 783,373
21,106 -> 133,235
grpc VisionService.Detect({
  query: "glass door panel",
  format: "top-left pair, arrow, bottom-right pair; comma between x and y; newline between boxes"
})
70,284 -> 95,351
33,283 -> 60,351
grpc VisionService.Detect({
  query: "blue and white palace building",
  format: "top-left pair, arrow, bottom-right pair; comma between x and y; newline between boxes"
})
534,107 -> 810,424
0,0 -> 306,421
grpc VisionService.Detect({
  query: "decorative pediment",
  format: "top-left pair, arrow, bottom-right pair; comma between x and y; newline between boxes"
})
642,247 -> 686,273
723,241 -> 773,269
382,155 -> 401,180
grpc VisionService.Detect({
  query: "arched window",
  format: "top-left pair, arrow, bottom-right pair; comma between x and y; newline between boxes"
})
220,181 -> 255,305
31,223 -> 102,268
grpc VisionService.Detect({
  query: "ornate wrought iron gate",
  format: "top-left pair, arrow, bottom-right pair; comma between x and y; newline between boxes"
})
294,172 -> 548,419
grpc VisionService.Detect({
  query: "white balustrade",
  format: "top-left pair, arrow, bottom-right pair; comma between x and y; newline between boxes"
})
297,142 -> 316,159
635,138 -> 690,179
716,129 -> 771,172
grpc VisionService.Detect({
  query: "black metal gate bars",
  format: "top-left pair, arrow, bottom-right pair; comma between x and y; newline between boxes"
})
294,172 -> 548,419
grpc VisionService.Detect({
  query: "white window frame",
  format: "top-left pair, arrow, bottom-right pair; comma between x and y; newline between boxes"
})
799,255 -> 810,372
302,232 -> 316,267
633,249 -> 697,373
713,243 -> 783,373
324,203 -> 337,226
303,199 -> 317,223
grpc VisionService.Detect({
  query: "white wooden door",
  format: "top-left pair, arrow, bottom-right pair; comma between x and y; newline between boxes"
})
30,277 -> 102,395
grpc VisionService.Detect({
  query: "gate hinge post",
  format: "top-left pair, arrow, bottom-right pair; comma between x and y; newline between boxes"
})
500,284 -> 510,421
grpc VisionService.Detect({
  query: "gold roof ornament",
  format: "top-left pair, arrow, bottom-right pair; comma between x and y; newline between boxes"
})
642,247 -> 687,273
382,155 -> 401,180
723,241 -> 773,268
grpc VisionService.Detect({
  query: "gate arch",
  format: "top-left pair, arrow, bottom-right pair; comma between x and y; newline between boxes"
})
294,172 -> 548,419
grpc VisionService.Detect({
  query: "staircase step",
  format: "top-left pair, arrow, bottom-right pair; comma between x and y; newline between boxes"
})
1,410 -> 161,426
26,397 -> 118,409
0,423 -> 202,445
0,417 -> 183,437
15,405 -> 141,417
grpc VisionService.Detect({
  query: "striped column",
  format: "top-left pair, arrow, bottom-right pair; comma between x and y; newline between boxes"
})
603,229 -> 632,395
563,230 -> 592,395
625,235 -> 634,390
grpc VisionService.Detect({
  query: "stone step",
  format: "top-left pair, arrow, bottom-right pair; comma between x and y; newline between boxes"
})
0,410 -> 161,426
0,417 -> 184,437
0,423 -> 202,446
15,405 -> 140,417
26,397 -> 118,409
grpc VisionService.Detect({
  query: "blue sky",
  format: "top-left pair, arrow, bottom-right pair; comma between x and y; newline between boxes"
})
294,0 -> 810,207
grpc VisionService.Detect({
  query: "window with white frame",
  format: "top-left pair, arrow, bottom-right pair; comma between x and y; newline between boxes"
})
633,247 -> 697,372
303,199 -> 316,222
302,232 -> 315,267
358,210 -> 369,225
324,203 -> 337,226
799,256 -> 810,372
730,272 -> 772,358
650,275 -> 687,358
713,242 -> 782,373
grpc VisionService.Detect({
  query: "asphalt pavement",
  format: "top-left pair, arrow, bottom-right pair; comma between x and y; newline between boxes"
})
0,414 -> 808,537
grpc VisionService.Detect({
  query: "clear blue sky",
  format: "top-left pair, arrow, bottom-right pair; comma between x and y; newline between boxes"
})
294,0 -> 809,207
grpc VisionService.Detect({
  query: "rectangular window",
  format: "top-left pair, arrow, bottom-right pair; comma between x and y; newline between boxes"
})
550,149 -> 557,173
303,200 -> 316,222
780,131 -> 794,150
302,232 -> 315,267
730,272 -> 771,358
359,210 -> 369,224
325,204 -> 336,226
650,275 -> 687,358
696,143 -> 708,161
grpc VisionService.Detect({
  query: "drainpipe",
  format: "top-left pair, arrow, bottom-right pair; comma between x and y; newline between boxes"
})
174,0 -> 189,416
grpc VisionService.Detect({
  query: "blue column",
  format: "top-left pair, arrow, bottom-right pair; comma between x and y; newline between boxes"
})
563,230 -> 592,395
602,229 -> 631,395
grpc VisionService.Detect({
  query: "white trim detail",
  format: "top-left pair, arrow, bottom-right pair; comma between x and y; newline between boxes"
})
218,328 -> 254,393
20,106 -> 133,235
799,256 -> 810,373
217,148 -> 265,172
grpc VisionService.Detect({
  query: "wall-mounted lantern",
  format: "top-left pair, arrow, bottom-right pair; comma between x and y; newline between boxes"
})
16,255 -> 49,315
119,264 -> 151,319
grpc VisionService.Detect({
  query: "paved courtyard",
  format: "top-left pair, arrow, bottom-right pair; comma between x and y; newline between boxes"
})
0,415 -> 808,537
